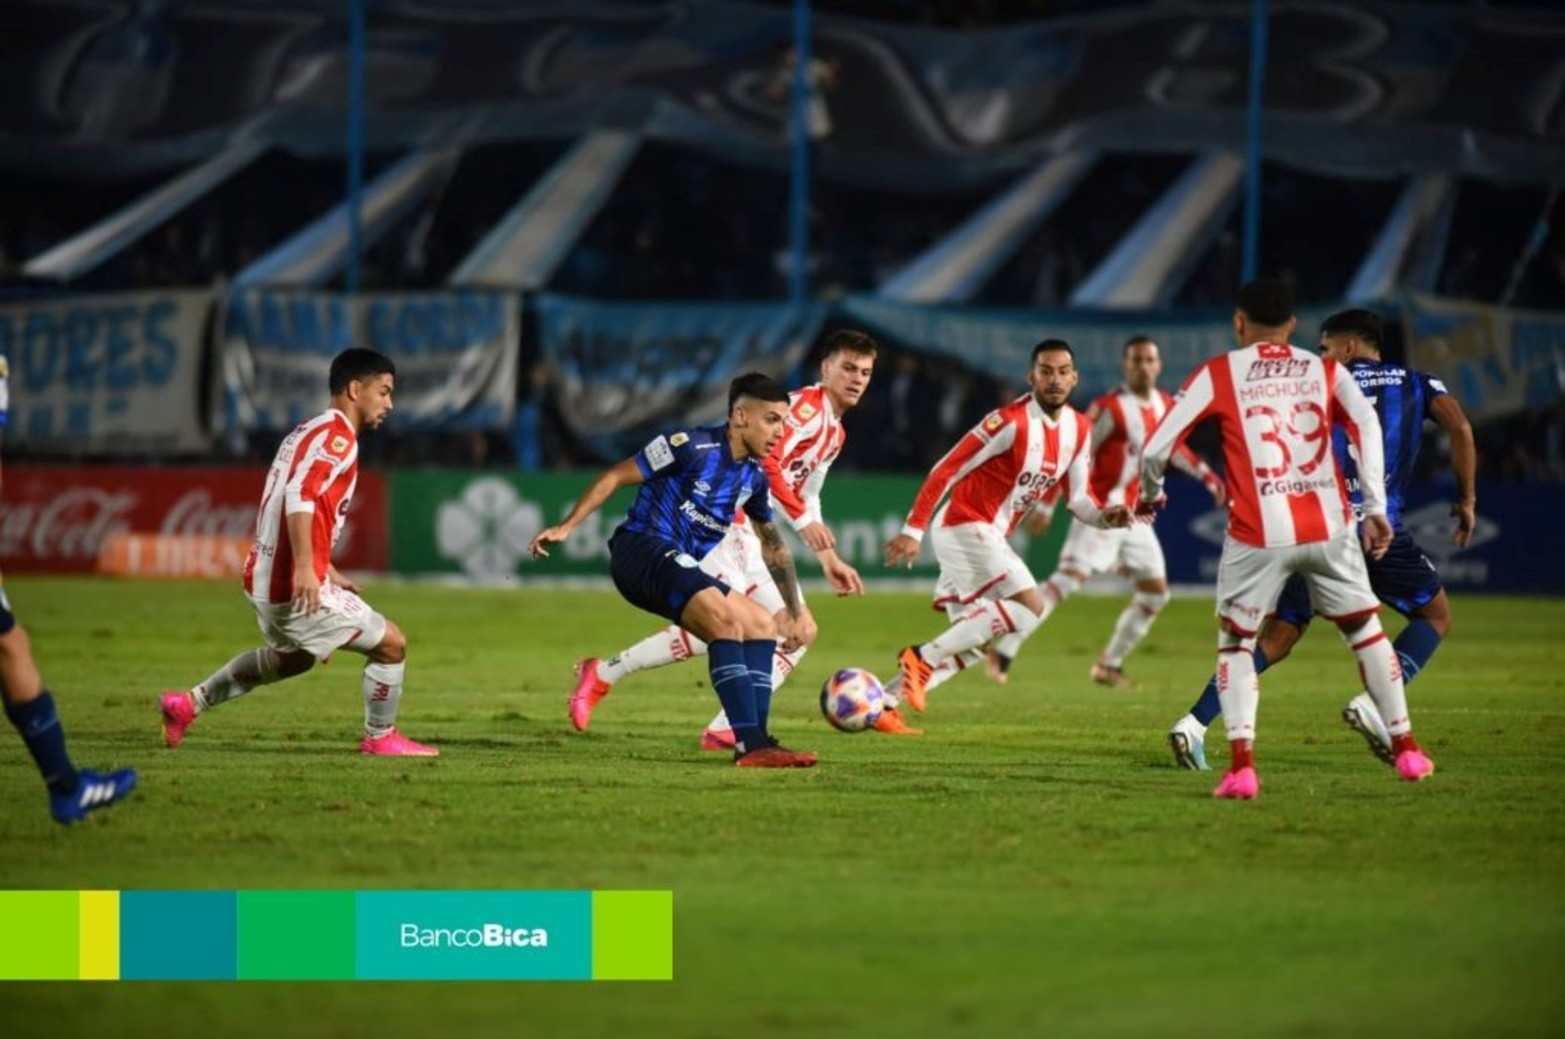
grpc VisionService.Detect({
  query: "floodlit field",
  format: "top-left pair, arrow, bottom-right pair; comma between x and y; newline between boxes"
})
2,577 -> 1562,1038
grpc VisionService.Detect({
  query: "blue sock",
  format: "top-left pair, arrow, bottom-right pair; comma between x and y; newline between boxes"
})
744,639 -> 777,734
1190,648 -> 1271,726
708,640 -> 764,754
1393,620 -> 1441,685
5,691 -> 80,794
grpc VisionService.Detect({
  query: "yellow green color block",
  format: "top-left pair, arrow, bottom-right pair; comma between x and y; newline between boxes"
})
591,891 -> 673,980
0,890 -> 78,980
78,891 -> 120,980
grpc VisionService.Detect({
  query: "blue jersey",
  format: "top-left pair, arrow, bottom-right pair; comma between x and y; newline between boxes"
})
1332,358 -> 1448,531
616,423 -> 774,558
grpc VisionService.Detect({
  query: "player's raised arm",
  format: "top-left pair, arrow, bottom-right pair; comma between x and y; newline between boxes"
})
886,411 -> 1017,567
529,457 -> 645,559
1428,391 -> 1478,547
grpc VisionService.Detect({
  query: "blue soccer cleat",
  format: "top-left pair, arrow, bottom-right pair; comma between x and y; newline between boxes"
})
50,768 -> 138,825
1168,715 -> 1210,771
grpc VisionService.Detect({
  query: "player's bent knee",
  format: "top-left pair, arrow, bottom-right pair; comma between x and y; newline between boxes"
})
1335,612 -> 1381,640
370,622 -> 407,664
278,650 -> 316,678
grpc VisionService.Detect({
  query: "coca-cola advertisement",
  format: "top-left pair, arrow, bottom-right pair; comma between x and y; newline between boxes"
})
0,466 -> 388,574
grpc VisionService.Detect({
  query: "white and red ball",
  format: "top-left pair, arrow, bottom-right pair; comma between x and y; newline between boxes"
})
819,667 -> 885,732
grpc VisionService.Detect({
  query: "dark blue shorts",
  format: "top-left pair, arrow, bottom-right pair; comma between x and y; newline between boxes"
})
1269,531 -> 1443,628
608,529 -> 730,625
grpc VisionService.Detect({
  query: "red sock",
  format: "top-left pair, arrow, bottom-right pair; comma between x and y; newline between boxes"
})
1229,739 -> 1255,771
1391,733 -> 1422,755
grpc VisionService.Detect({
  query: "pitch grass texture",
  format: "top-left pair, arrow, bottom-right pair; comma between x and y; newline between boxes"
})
2,578 -> 1562,1038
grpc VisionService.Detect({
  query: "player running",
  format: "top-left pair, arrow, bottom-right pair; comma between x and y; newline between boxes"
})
1167,307 -> 1476,771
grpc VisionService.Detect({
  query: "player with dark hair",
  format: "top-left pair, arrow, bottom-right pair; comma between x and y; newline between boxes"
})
531,372 -> 817,767
1167,307 -> 1476,771
162,348 -> 439,758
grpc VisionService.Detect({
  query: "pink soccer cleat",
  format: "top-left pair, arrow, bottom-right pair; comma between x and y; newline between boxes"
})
1213,766 -> 1260,800
700,727 -> 737,751
160,691 -> 196,749
1395,749 -> 1436,782
359,729 -> 439,757
568,658 -> 611,732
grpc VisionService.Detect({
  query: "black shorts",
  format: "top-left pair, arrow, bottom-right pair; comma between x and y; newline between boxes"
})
608,529 -> 730,625
1270,531 -> 1442,627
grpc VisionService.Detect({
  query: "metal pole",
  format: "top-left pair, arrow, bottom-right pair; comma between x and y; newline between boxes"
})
787,0 -> 812,305
346,0 -> 367,295
1241,0 -> 1268,283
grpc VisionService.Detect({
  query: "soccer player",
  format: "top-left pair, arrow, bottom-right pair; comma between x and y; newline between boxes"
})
1166,307 -> 1476,771
567,332 -> 923,740
160,349 -> 438,757
529,372 -> 818,768
1140,279 -> 1435,800
2,351 -> 138,822
882,340 -> 1133,713
991,335 -> 1226,689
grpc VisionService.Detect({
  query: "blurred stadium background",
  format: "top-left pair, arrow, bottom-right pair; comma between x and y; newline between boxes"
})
0,0 -> 1561,593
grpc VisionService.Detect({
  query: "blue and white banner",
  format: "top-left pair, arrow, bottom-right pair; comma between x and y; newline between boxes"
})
0,290 -> 210,452
536,294 -> 828,461
839,295 -> 1340,400
1151,482 -> 1557,596
220,290 -> 519,432
1404,293 -> 1565,424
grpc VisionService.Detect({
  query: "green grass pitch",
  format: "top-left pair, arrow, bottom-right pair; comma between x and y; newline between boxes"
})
2,577 -> 1562,1037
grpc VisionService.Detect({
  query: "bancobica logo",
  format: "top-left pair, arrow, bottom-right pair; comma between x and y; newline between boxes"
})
436,478 -> 544,580
400,922 -> 549,948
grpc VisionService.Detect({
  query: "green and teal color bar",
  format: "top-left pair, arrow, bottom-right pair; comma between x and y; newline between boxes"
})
0,890 -> 672,981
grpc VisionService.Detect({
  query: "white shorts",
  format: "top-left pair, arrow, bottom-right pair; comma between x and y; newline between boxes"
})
929,521 -> 1035,618
699,524 -> 805,617
250,581 -> 388,661
1215,528 -> 1379,636
1057,517 -> 1166,580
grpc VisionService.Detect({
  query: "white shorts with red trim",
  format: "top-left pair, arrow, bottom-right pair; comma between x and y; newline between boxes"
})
699,524 -> 805,618
929,521 -> 1035,618
1215,528 -> 1379,636
1057,517 -> 1166,580
250,581 -> 388,661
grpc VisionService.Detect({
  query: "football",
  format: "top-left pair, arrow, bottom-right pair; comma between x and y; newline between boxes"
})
819,667 -> 885,732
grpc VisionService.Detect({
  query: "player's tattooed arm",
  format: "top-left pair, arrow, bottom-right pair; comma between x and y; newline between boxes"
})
755,518 -> 803,619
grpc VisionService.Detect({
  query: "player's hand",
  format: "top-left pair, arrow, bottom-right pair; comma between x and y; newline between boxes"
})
1023,509 -> 1052,538
1100,505 -> 1133,529
1207,478 -> 1228,508
798,521 -> 835,553
1361,514 -> 1393,561
1133,493 -> 1166,522
822,554 -> 865,597
529,525 -> 572,559
883,533 -> 920,569
779,608 -> 817,653
292,568 -> 322,616
1450,499 -> 1476,548
328,566 -> 360,594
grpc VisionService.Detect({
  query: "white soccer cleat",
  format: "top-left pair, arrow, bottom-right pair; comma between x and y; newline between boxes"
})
1168,714 -> 1210,771
1342,693 -> 1396,768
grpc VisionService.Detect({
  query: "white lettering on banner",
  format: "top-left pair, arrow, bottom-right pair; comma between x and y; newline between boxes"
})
0,291 -> 210,451
0,488 -> 137,562
224,290 -> 519,433
160,490 -> 255,538
398,923 -> 550,949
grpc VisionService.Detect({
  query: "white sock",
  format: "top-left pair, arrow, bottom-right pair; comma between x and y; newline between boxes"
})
1348,616 -> 1411,736
882,651 -> 979,707
192,648 -> 285,713
363,661 -> 405,739
1037,571 -> 1083,623
599,626 -> 705,685
1101,589 -> 1170,667
924,599 -> 1042,665
1216,643 -> 1259,744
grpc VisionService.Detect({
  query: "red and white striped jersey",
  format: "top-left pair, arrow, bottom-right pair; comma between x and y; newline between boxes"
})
1141,342 -> 1386,548
243,409 -> 360,603
736,383 -> 846,532
1085,386 -> 1217,507
902,394 -> 1102,541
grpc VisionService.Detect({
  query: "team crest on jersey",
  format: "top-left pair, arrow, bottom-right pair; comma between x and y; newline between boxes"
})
670,432 -> 689,447
982,411 -> 1005,433
326,435 -> 350,456
795,402 -> 817,421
